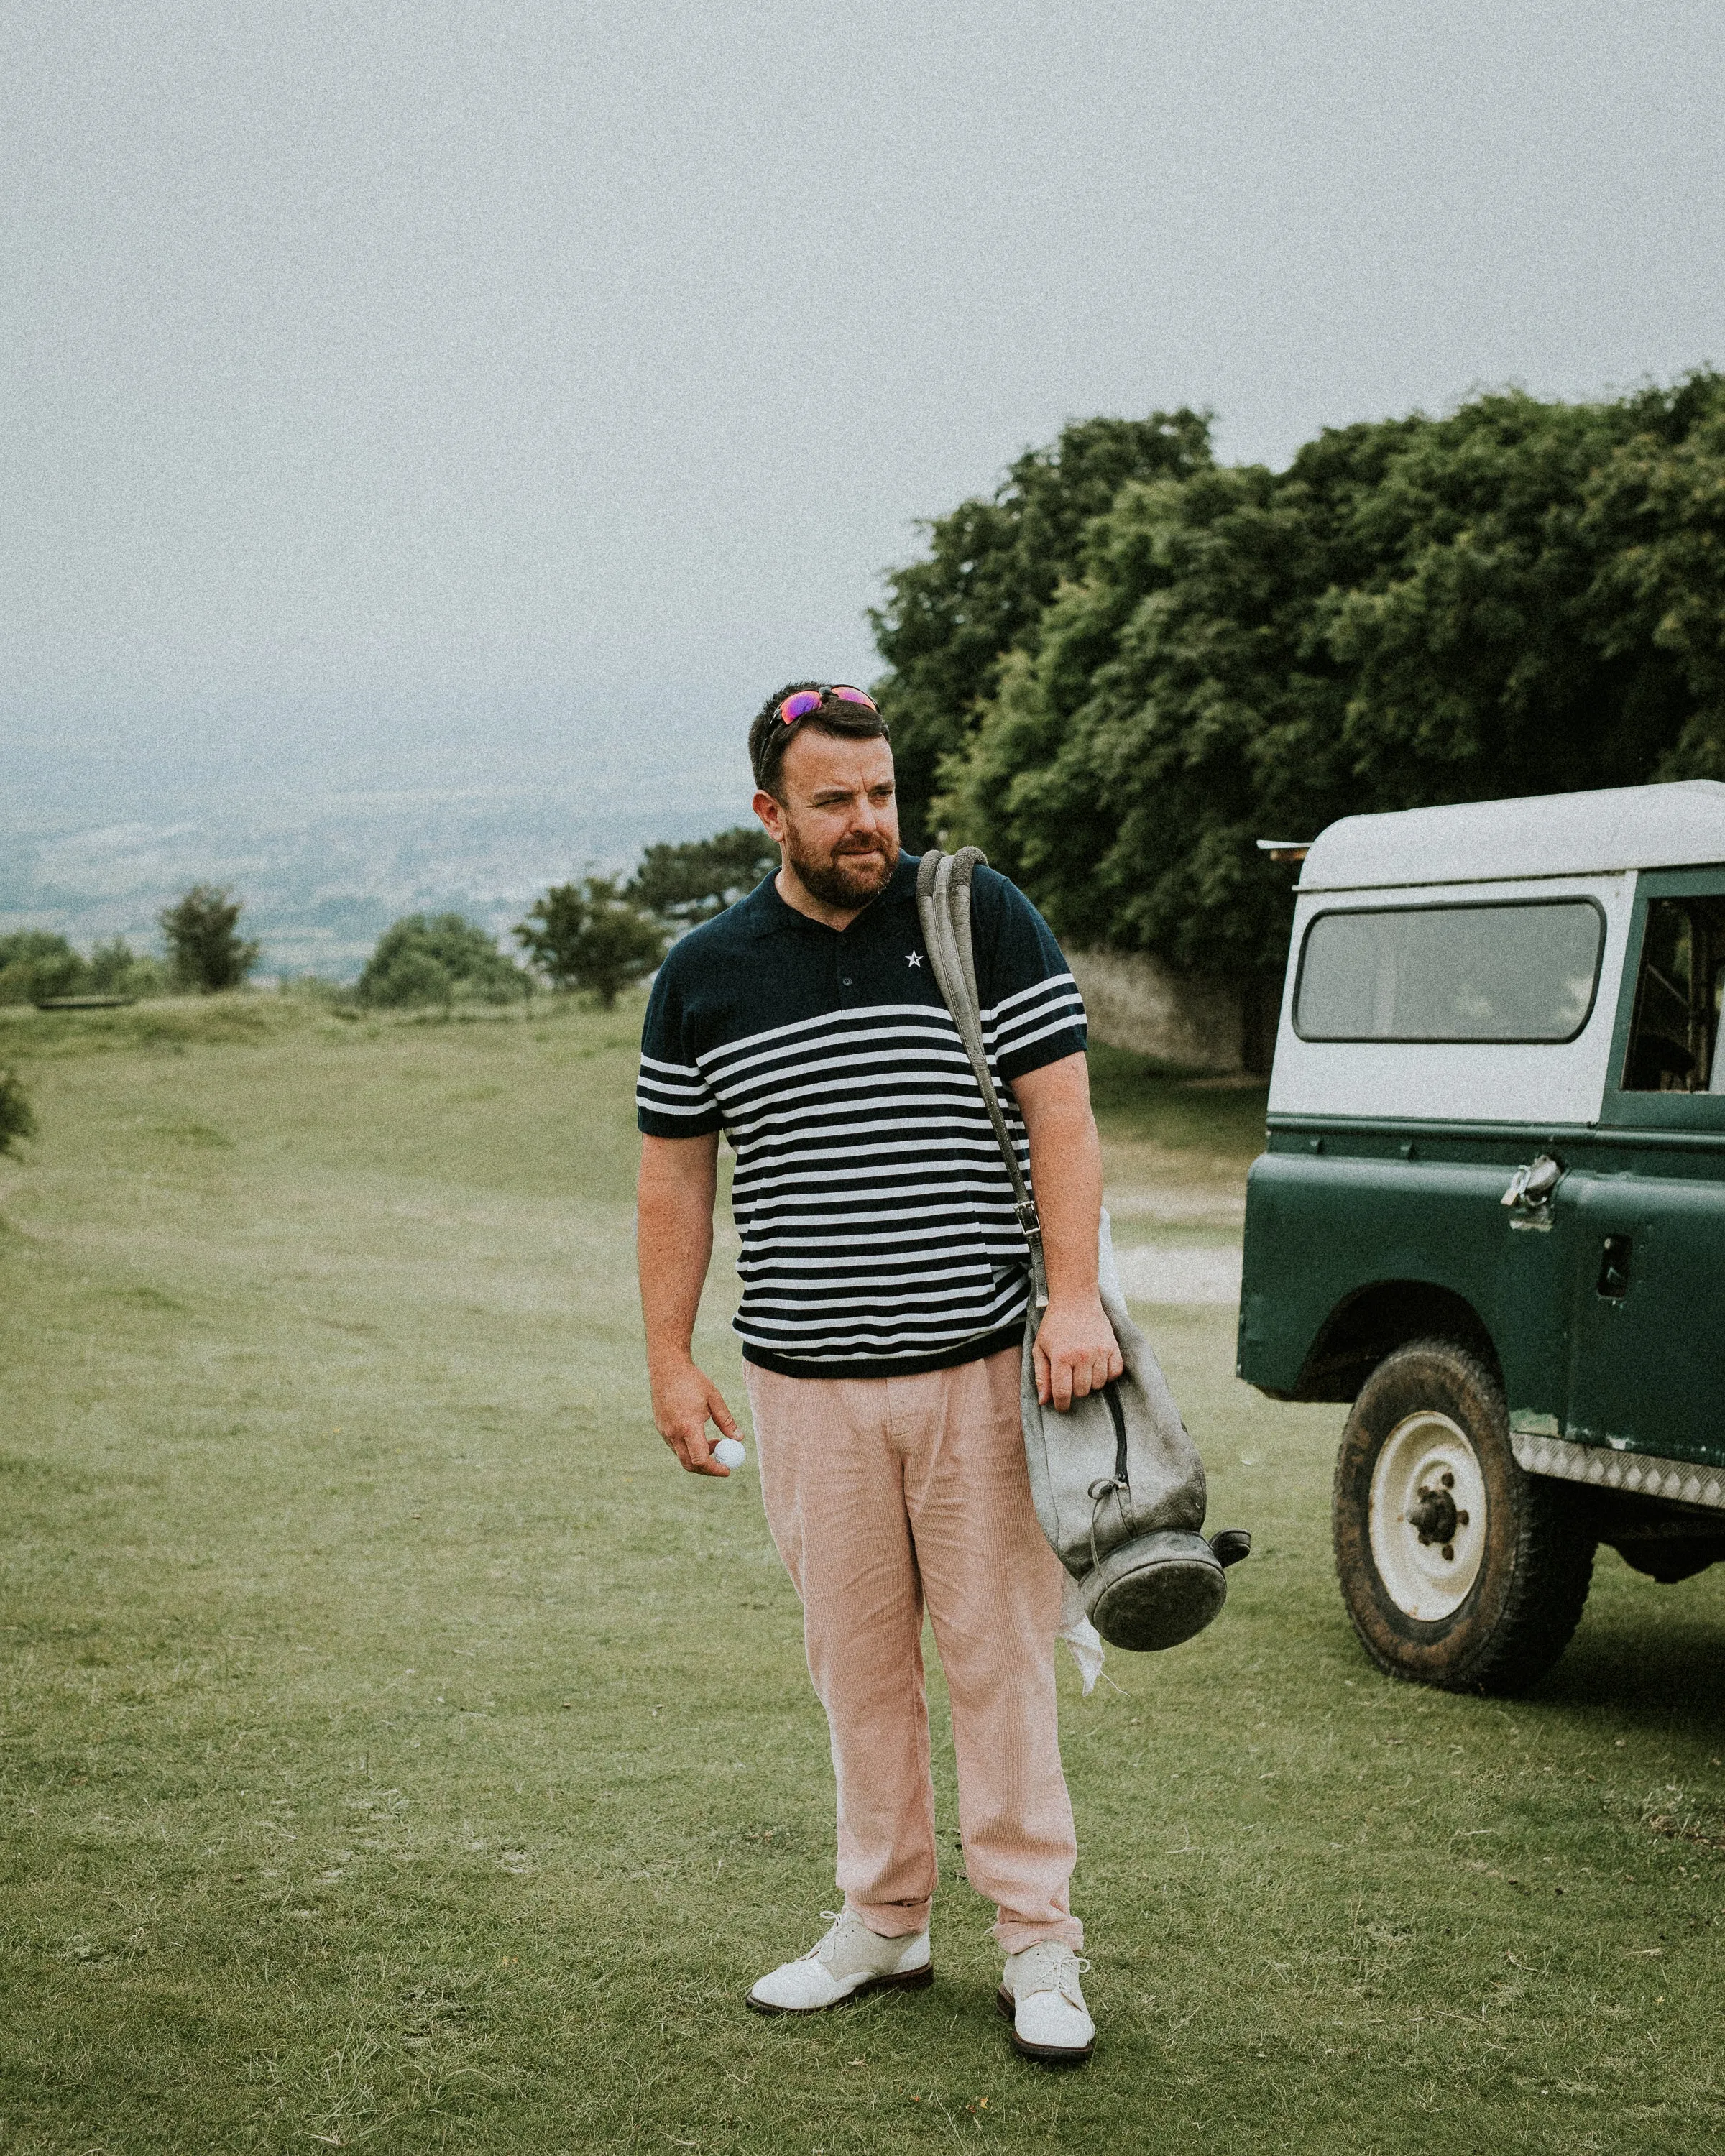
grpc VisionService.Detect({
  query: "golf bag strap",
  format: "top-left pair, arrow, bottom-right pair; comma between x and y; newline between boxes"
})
1086,1383 -> 1132,1573
914,848 -> 1049,1309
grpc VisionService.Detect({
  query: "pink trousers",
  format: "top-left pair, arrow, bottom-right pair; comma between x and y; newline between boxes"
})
745,1345 -> 1082,1953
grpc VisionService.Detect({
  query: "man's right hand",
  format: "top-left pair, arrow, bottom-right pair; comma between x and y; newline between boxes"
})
638,1132 -> 735,1477
650,1357 -> 742,1476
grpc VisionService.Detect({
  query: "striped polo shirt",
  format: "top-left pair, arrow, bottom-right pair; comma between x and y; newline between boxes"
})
635,852 -> 1087,1378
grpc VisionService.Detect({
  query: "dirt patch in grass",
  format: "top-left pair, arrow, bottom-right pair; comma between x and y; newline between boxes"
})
1642,1803 -> 1725,1851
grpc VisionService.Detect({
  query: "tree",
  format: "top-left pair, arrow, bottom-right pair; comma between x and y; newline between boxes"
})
629,827 -> 778,926
869,411 -> 1214,846
356,914 -> 528,1008
933,377 -> 1725,980
159,886 -> 260,994
515,877 -> 667,1007
1317,383 -> 1711,809
1581,379 -> 1725,779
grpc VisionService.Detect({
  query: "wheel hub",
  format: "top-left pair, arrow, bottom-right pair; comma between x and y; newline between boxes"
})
1405,1483 -> 1458,1545
1367,1411 -> 1486,1621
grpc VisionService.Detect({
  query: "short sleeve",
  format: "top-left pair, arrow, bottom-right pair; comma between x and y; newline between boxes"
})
636,957 -> 723,1138
972,867 -> 1088,1082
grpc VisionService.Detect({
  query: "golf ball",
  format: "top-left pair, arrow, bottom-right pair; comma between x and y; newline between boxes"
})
713,1437 -> 746,1470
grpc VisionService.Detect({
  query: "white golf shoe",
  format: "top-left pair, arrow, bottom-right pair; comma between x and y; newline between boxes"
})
745,1908 -> 933,2014
997,1940 -> 1095,2063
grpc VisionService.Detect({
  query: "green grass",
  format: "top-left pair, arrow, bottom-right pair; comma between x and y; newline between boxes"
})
1083,1041 -> 1270,1166
1,997 -> 1722,2152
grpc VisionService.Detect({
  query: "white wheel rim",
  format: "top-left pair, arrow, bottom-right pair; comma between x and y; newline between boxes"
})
1367,1410 -> 1487,1621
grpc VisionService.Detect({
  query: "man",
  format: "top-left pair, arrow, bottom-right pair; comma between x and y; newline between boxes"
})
635,681 -> 1123,2064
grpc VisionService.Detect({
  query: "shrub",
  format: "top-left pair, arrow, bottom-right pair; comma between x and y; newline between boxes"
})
357,915 -> 528,1008
0,933 -> 91,1005
0,1068 -> 34,1155
88,937 -> 169,998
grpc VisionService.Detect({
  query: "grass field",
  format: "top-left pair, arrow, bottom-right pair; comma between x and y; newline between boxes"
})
1,997 -> 1723,2154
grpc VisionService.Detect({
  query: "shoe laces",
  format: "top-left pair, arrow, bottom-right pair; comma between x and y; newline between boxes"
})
808,1911 -> 846,1966
1013,1943 -> 1090,1999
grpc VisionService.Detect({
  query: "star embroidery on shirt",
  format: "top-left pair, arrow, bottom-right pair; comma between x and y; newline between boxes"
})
906,950 -> 924,967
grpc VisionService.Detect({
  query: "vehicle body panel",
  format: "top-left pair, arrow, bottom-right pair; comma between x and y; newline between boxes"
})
1560,1163 -> 1725,1465
1239,787 -> 1725,1485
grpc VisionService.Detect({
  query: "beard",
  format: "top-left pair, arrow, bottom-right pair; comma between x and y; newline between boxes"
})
783,823 -> 899,910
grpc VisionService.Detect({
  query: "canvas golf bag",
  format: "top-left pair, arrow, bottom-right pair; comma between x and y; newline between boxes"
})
915,848 -> 1249,1651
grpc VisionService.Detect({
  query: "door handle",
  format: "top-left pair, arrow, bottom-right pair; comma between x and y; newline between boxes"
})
1501,1153 -> 1563,1211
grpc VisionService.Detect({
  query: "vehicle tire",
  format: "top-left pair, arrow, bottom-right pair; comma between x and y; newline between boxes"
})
1332,1337 -> 1596,1695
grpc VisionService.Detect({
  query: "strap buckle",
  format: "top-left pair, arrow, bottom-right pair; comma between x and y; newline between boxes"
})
1016,1203 -> 1049,1309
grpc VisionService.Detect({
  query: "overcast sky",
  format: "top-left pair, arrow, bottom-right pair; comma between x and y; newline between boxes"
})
5,0 -> 1724,815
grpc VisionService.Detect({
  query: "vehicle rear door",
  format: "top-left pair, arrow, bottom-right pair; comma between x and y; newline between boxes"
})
1560,868 -> 1725,1468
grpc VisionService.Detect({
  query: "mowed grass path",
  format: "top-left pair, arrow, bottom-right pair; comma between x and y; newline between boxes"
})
1,999 -> 1722,2154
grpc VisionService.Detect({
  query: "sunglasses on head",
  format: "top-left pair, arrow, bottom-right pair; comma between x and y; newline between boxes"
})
776,684 -> 879,726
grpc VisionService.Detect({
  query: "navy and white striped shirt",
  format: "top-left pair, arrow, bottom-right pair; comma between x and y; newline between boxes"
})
636,852 -> 1087,1378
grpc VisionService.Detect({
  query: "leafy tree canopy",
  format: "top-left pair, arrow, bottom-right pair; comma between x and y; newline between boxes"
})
629,827 -> 778,926
869,410 -> 1215,847
514,878 -> 667,1008
919,375 -> 1725,977
160,886 -> 260,995
357,913 -> 528,1008
0,932 -> 88,1005
88,939 -> 169,998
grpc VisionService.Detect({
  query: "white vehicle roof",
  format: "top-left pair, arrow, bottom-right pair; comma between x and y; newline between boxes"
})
1299,780 -> 1725,892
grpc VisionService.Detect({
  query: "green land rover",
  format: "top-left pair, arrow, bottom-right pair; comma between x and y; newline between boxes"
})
1237,780 -> 1725,1694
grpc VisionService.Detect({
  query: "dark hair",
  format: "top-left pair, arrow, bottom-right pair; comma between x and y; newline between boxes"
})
748,680 -> 891,795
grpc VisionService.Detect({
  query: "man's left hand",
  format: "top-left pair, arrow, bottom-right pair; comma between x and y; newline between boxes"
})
1034,1294 -> 1125,1411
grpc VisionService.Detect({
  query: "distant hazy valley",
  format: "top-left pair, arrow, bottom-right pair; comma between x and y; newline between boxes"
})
2,755 -> 740,980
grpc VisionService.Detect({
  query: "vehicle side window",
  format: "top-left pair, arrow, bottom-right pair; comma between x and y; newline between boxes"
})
1293,900 -> 1604,1044
1622,896 -> 1725,1092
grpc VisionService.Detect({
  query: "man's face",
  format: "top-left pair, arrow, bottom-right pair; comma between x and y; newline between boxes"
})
755,730 -> 900,911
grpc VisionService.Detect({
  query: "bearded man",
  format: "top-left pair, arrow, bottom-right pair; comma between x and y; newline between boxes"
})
634,681 -> 1122,2064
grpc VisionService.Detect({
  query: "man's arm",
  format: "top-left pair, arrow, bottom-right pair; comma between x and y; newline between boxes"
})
637,1131 -> 741,1475
1008,1052 -> 1124,1412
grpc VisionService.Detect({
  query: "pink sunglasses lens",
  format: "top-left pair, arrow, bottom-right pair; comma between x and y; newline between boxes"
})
829,686 -> 878,711
778,691 -> 824,724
